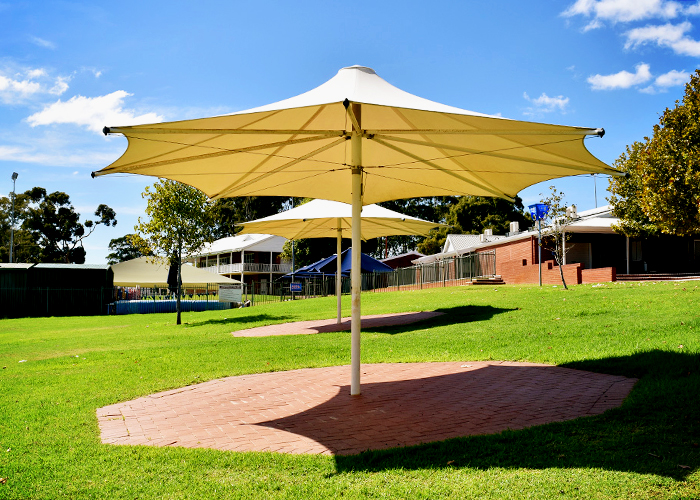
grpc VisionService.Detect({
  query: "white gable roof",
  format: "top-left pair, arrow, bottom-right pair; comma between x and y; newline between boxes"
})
195,234 -> 288,257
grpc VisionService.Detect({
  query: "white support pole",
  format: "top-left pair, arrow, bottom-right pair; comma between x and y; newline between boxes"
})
350,103 -> 362,396
626,237 -> 630,274
337,220 -> 342,324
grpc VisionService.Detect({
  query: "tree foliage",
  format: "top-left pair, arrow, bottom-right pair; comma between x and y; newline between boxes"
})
135,180 -> 216,324
378,197 -> 457,257
0,192 -> 40,263
210,196 -> 293,238
106,234 -> 152,265
416,195 -> 529,255
609,69 -> 700,237
21,187 -> 117,264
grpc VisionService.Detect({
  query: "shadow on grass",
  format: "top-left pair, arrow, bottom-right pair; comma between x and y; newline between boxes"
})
187,314 -> 293,328
361,305 -> 517,335
330,350 -> 699,480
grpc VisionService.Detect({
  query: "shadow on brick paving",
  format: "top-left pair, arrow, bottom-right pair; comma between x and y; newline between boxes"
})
332,350 -> 700,481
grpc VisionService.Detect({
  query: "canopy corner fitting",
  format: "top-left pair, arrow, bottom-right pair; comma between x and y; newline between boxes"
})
102,126 -> 111,136
91,171 -> 96,179
596,128 -> 605,138
343,98 -> 350,109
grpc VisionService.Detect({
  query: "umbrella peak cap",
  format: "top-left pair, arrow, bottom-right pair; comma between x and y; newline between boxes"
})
339,65 -> 376,75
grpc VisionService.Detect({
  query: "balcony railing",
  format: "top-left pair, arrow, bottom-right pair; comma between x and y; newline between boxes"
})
202,263 -> 292,275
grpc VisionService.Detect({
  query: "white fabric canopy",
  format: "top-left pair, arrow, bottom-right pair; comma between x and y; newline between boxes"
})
95,65 -> 621,396
238,199 -> 445,324
112,257 -> 240,287
96,66 -> 618,205
237,199 -> 445,239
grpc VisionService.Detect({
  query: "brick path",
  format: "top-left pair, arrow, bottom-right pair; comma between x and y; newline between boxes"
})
232,311 -> 445,337
97,361 -> 636,456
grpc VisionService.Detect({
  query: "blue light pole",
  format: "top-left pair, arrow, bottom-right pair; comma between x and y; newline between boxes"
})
528,203 -> 549,286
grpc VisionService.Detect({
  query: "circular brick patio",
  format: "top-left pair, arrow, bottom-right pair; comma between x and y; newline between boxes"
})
97,361 -> 636,456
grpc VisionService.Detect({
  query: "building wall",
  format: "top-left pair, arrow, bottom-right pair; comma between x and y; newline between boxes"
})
489,235 -> 616,285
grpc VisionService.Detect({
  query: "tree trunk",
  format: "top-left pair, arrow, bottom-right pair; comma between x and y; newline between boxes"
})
176,240 -> 182,325
554,253 -> 568,290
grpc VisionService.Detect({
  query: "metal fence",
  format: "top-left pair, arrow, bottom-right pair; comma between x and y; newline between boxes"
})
244,250 -> 497,306
109,283 -> 234,315
0,252 -> 497,317
371,250 -> 497,291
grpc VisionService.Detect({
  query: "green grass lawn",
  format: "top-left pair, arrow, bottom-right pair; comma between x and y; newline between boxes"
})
0,281 -> 698,499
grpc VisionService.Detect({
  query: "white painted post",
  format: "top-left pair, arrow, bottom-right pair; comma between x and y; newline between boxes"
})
626,237 -> 630,274
350,103 -> 362,396
240,250 -> 245,284
337,220 -> 342,324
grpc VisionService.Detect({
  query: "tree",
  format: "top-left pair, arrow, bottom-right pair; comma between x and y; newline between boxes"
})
135,180 -> 216,325
538,187 -> 574,289
22,188 -> 117,264
609,69 -> 700,237
378,196 -> 458,258
0,192 -> 40,263
416,195 -> 529,255
106,234 -> 152,264
210,196 -> 293,238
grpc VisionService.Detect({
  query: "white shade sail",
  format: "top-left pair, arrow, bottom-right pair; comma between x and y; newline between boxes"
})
112,257 -> 240,287
95,65 -> 620,396
94,66 -> 618,204
237,199 -> 446,240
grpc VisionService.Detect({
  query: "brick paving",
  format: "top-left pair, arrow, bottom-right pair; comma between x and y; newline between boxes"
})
98,361 -> 636,456
231,311 -> 445,337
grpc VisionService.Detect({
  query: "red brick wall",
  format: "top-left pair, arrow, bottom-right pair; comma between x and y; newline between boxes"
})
581,267 -> 616,284
492,237 -> 537,283
502,260 -> 583,285
489,236 -> 616,285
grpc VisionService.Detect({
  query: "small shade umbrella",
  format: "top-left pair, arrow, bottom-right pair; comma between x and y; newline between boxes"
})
237,199 -> 445,323
94,65 -> 622,395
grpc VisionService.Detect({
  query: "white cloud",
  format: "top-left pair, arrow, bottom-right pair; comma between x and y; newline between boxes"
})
640,68 -> 691,93
49,76 -> 71,95
624,21 -> 700,56
655,68 -> 690,87
0,75 -> 42,102
26,90 -> 163,133
523,92 -> 570,116
587,63 -> 653,89
29,35 -> 56,50
562,0 -> 695,29
27,68 -> 47,78
0,67 -> 70,104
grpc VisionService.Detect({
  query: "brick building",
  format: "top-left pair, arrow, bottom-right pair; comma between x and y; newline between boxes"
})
414,206 -> 700,285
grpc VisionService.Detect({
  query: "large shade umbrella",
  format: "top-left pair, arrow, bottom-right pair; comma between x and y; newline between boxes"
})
237,198 -> 445,323
94,65 -> 621,395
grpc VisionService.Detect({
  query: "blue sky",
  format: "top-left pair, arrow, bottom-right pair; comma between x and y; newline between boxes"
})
1,0 -> 699,263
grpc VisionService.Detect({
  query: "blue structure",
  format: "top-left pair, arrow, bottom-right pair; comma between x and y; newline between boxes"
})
528,203 -> 550,221
283,248 -> 393,279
